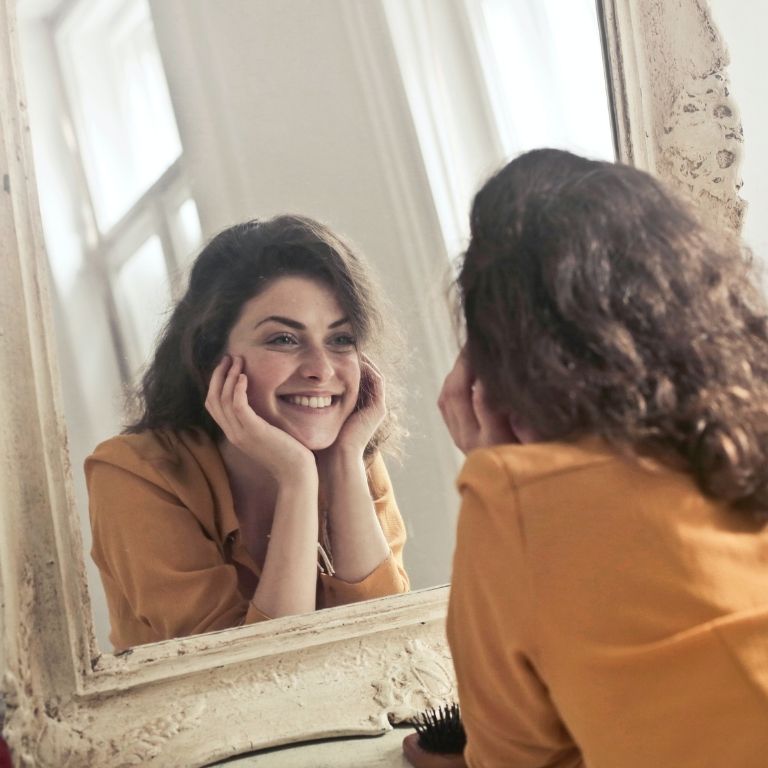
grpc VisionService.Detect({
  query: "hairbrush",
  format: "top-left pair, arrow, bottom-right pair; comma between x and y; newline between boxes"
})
412,702 -> 466,755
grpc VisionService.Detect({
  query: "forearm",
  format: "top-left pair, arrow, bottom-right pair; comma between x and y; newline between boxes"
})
250,477 -> 319,618
322,449 -> 390,582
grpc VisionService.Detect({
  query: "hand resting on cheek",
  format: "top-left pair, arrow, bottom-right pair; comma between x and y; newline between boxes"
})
437,349 -> 519,454
205,354 -> 318,483
318,354 -> 386,460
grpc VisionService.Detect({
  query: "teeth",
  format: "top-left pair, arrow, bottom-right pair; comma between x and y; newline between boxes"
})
286,395 -> 333,408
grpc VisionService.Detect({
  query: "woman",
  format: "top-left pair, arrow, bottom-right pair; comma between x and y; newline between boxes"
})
406,149 -> 768,767
86,215 -> 409,652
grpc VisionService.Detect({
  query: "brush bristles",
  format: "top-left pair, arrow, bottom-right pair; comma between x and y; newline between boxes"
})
414,702 -> 466,754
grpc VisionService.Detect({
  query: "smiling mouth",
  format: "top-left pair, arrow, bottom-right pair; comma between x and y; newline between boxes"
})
279,394 -> 341,409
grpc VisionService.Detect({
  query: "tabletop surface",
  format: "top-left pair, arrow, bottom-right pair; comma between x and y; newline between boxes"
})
214,727 -> 416,767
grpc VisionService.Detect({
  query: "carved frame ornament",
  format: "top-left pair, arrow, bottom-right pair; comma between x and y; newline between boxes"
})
0,0 -> 744,765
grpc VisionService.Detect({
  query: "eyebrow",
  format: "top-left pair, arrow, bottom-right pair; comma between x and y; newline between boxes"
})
254,315 -> 351,330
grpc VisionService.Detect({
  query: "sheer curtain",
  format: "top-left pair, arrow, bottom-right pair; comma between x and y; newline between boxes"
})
384,0 -> 615,256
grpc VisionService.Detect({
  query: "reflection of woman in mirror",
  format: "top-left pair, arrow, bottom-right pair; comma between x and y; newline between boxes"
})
405,150 -> 768,767
86,215 -> 409,651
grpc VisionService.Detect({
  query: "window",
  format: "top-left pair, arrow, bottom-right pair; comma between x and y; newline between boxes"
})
30,0 -> 202,382
56,0 -> 182,230
21,0 -> 204,650
383,0 -> 615,256
466,0 -> 614,161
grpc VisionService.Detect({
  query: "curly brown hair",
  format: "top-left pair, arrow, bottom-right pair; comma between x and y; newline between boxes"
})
459,148 -> 768,519
126,214 -> 404,457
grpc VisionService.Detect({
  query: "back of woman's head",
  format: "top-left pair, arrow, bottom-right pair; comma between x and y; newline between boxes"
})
460,148 -> 768,519
126,214 -> 401,454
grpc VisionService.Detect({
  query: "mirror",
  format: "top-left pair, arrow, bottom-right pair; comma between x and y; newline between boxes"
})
1,0 -> 747,765
15,0 -> 614,651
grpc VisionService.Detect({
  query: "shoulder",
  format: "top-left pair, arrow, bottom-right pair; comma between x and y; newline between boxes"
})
458,437 -> 711,539
455,437 -> 687,532
87,429 -> 182,470
459,437 -> 619,495
84,429 -> 218,484
85,430 -> 228,538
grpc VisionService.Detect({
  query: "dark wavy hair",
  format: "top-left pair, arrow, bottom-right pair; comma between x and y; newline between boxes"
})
126,214 -> 403,456
459,148 -> 768,520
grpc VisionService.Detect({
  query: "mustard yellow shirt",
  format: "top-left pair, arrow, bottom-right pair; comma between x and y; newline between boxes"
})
448,438 -> 768,768
85,429 -> 408,651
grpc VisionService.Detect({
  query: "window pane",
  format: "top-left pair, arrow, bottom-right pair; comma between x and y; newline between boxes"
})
173,198 -> 203,266
113,235 -> 171,375
56,0 -> 182,231
477,0 -> 614,160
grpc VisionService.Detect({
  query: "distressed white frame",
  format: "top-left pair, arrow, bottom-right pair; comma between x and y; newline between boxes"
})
0,0 -> 744,765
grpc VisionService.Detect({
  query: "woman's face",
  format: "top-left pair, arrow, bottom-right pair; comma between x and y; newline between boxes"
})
225,275 -> 361,451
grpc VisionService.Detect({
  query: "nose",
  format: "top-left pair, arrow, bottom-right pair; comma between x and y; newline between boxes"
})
298,345 -> 334,382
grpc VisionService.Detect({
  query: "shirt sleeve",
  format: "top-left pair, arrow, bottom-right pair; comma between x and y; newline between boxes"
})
448,449 -> 583,768
87,455 -> 269,648
319,452 -> 409,607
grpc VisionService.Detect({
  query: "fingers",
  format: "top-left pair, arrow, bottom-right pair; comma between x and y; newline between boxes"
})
205,355 -> 247,440
329,354 -> 387,454
231,370 -> 250,420
437,351 -> 473,411
204,356 -> 230,431
473,380 -> 519,446
206,356 -> 315,477
359,354 -> 385,411
359,352 -> 382,377
437,353 -> 518,452
220,355 -> 241,408
438,354 -> 479,454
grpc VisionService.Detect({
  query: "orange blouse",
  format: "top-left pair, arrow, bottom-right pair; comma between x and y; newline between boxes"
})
448,438 -> 768,768
85,429 -> 408,651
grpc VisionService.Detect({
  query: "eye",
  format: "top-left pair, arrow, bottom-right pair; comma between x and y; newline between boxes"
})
330,332 -> 356,348
266,332 -> 298,346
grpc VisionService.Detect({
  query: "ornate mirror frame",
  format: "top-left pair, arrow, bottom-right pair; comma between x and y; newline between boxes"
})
0,0 -> 744,765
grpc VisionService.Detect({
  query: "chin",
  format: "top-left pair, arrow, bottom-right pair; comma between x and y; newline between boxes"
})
297,437 -> 332,451
289,429 -> 341,453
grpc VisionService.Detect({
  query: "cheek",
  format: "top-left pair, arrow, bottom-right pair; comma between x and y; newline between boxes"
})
243,380 -> 270,418
240,357 -> 282,410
